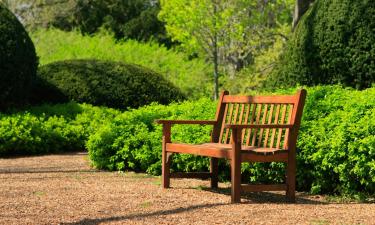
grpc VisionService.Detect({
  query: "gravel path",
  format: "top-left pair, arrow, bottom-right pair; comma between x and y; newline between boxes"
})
0,153 -> 374,225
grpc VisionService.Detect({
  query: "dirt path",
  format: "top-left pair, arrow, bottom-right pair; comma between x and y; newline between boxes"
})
0,153 -> 374,225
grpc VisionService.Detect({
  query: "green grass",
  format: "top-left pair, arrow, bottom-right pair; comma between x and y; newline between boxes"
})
31,29 -> 212,99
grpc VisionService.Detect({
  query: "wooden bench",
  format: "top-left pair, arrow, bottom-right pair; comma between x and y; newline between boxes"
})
156,89 -> 307,203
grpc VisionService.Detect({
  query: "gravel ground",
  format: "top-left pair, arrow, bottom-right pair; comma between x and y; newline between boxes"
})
0,152 -> 374,225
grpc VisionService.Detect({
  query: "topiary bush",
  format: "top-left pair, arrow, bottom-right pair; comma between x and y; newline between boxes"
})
267,0 -> 375,89
87,86 -> 375,196
31,29 -> 212,99
0,3 -> 38,110
35,59 -> 185,109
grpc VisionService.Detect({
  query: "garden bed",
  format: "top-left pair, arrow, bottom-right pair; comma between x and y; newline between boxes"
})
0,152 -> 373,224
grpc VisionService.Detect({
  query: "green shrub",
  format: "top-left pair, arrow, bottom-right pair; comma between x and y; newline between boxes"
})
31,29 -> 212,99
35,59 -> 185,109
267,0 -> 375,89
86,98 -> 216,173
87,86 -> 375,195
0,102 -> 120,156
0,3 -> 38,110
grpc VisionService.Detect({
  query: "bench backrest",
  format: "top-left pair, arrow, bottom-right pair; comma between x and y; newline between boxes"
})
211,90 -> 307,150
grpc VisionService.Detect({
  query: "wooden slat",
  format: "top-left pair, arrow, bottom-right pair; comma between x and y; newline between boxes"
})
257,104 -> 268,147
229,104 -> 240,143
263,104 -> 274,147
211,91 -> 229,143
238,104 -> 245,124
241,104 -> 250,144
246,104 -> 256,146
241,151 -> 288,162
276,104 -> 287,149
170,172 -> 212,179
219,103 -> 229,143
166,143 -> 231,159
283,104 -> 294,149
225,124 -> 294,129
156,120 -> 217,125
251,104 -> 262,146
270,104 -> 281,148
241,184 -> 287,192
223,95 -> 296,104
223,104 -> 234,144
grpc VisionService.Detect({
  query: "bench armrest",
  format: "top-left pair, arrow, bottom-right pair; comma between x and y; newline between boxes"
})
156,119 -> 217,125
224,124 -> 294,129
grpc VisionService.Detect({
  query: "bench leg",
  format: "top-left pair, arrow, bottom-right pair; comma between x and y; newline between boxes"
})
231,129 -> 242,203
210,157 -> 218,188
162,152 -> 172,188
231,158 -> 241,203
286,158 -> 296,202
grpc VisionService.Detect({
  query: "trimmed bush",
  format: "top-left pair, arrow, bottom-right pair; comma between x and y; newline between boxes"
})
267,0 -> 375,89
0,103 -> 120,156
0,3 -> 38,109
87,86 -> 375,196
31,29 -> 212,99
35,59 -> 185,109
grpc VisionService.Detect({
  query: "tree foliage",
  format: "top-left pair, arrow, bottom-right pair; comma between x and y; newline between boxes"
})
268,0 -> 375,89
159,0 -> 293,98
2,0 -> 171,45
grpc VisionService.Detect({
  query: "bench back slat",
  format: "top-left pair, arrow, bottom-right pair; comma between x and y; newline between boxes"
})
213,90 -> 306,150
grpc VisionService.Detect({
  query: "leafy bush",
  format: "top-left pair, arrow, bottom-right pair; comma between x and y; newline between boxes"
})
86,98 -> 216,173
73,0 -> 171,46
0,103 -> 120,156
31,29 -> 211,99
0,3 -> 38,110
87,86 -> 375,195
297,86 -> 375,195
267,0 -> 375,89
35,59 -> 185,109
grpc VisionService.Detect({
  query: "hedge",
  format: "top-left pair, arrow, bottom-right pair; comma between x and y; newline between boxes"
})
34,59 -> 185,109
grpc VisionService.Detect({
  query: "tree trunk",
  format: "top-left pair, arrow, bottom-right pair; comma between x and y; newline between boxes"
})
292,0 -> 314,31
213,40 -> 219,100
212,1 -> 219,100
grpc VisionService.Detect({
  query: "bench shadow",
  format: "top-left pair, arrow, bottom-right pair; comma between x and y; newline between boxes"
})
60,203 -> 228,225
199,186 -> 327,205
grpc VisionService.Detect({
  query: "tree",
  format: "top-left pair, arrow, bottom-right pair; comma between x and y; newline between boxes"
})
159,0 -> 293,99
267,0 -> 375,89
3,0 -> 171,45
292,0 -> 314,30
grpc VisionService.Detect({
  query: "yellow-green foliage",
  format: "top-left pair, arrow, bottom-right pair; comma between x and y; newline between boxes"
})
31,29 -> 212,99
